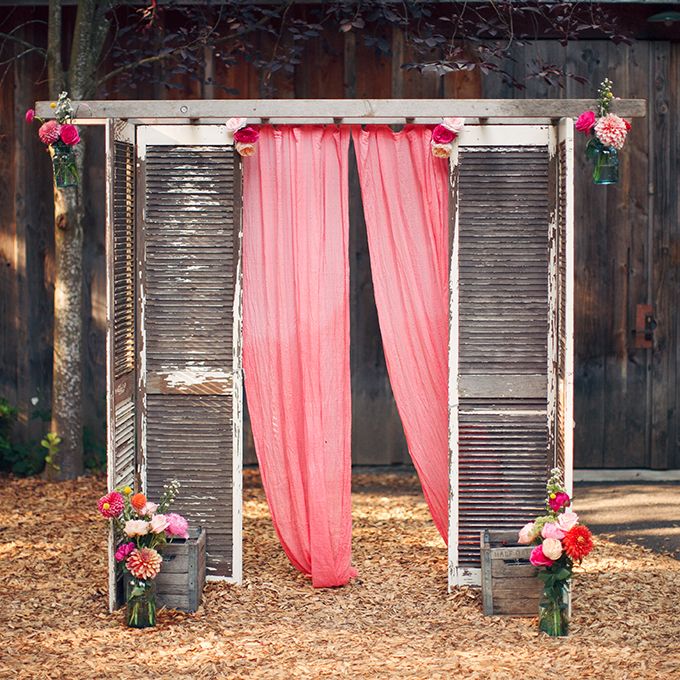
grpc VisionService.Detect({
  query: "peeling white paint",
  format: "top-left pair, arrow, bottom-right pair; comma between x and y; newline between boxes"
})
162,368 -> 231,388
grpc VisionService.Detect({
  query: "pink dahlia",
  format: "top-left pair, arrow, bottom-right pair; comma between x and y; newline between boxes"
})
25,109 -> 35,123
233,126 -> 259,144
432,123 -> 456,144
114,541 -> 135,562
165,513 -> 189,539
97,491 -> 124,518
594,114 -> 628,150
126,547 -> 162,580
38,120 -> 61,145
575,110 -> 596,134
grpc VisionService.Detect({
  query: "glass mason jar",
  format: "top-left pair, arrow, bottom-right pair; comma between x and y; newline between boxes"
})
126,577 -> 157,628
587,138 -> 619,185
538,580 -> 570,637
51,143 -> 78,189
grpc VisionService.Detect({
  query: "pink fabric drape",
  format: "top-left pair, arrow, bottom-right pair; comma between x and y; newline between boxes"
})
242,126 -> 356,587
353,126 -> 450,541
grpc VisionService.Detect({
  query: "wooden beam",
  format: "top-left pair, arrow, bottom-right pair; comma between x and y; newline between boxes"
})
34,98 -> 647,121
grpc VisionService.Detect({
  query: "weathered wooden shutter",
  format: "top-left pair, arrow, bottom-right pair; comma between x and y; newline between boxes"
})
105,119 -> 137,610
137,126 -> 243,583
448,125 -> 571,587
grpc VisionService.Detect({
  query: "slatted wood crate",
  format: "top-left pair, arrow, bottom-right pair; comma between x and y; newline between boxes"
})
480,529 -> 541,616
155,528 -> 207,613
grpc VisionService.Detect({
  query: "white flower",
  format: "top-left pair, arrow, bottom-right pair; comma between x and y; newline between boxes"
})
431,143 -> 453,158
557,511 -> 579,532
226,117 -> 247,131
442,117 -> 465,133
149,514 -> 169,534
236,142 -> 257,157
138,501 -> 158,517
541,537 -> 564,560
518,522 -> 537,545
124,519 -> 150,537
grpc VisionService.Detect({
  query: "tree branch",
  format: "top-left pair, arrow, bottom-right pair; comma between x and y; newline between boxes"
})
0,31 -> 47,56
47,0 -> 65,96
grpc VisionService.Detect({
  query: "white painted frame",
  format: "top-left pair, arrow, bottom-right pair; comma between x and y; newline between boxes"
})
135,124 -> 243,585
558,118 -> 575,498
105,119 -> 135,612
447,124 -> 560,589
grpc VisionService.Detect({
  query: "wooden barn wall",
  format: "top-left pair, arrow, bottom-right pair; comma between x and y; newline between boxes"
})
1,22 -> 678,469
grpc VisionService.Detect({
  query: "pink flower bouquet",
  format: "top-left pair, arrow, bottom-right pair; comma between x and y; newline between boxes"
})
228,117 -> 260,157
25,92 -> 81,188
517,468 -> 593,637
96,479 -> 189,627
576,78 -> 630,185
430,117 -> 465,158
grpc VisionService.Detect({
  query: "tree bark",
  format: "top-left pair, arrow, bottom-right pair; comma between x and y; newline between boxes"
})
47,137 -> 85,480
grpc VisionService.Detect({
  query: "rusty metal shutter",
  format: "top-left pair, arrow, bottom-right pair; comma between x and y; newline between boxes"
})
449,126 -> 560,585
137,126 -> 243,581
105,120 -> 138,609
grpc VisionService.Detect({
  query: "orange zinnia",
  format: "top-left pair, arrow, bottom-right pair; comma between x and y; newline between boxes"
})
130,493 -> 147,512
563,525 -> 594,561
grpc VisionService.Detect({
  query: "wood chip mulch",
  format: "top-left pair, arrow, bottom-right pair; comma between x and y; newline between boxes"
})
1,470 -> 679,679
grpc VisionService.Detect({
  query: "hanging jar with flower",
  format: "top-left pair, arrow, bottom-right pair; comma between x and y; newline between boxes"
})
575,78 -> 631,186
26,92 -> 81,189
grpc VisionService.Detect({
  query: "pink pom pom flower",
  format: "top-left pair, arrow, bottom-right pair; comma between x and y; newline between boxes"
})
165,513 -> 189,539
38,120 -> 61,145
97,491 -> 125,518
594,113 -> 628,150
25,109 -> 35,123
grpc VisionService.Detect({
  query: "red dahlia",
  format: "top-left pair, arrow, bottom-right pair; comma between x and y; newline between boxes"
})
563,525 -> 593,561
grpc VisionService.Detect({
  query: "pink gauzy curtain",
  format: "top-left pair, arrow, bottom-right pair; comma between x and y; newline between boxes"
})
353,125 -> 450,541
242,126 -> 356,587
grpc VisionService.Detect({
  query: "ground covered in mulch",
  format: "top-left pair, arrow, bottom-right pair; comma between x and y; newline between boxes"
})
1,471 -> 679,679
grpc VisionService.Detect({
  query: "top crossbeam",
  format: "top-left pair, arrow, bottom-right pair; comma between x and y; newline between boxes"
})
34,98 -> 646,125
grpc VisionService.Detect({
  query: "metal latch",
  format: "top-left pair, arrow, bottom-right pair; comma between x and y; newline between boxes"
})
633,304 -> 656,349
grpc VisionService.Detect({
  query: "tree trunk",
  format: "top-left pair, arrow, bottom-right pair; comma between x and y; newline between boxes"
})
47,137 -> 85,480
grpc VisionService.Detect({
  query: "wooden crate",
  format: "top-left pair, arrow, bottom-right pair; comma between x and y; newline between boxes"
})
480,529 -> 541,616
155,527 -> 207,613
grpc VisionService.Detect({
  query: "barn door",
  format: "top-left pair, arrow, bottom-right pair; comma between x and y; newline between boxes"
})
137,125 -> 243,583
448,124 -> 574,587
105,119 -> 138,609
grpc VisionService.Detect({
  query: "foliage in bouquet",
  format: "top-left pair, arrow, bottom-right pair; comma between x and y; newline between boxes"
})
518,468 -> 593,630
97,479 -> 189,582
576,78 -> 631,155
430,117 -> 465,158
25,92 -> 81,187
